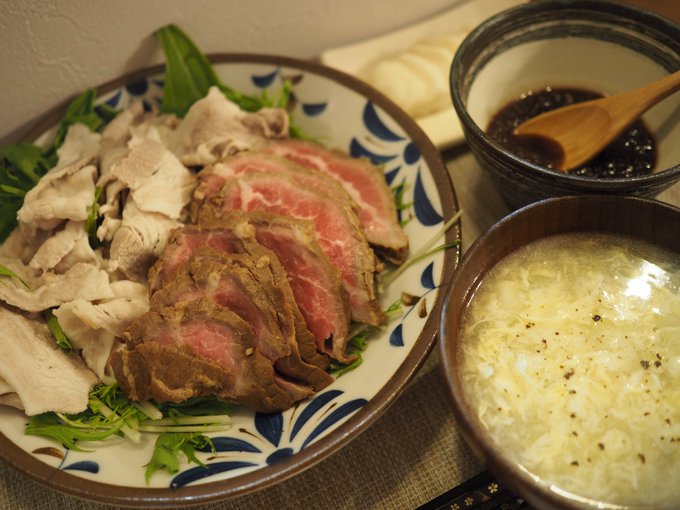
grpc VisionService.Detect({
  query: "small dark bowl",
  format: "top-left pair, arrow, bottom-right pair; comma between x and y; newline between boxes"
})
439,195 -> 680,510
450,0 -> 680,210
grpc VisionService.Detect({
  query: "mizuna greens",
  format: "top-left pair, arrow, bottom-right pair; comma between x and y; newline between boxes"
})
0,89 -> 115,244
25,385 -> 229,482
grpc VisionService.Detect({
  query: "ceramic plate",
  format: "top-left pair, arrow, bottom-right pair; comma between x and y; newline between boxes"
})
0,54 -> 460,506
319,0 -> 526,149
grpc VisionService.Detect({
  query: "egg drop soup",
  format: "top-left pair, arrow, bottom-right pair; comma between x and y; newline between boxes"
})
460,233 -> 680,508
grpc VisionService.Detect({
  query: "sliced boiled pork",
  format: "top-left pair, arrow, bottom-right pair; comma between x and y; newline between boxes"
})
262,139 -> 409,264
0,306 -> 98,415
195,172 -> 385,326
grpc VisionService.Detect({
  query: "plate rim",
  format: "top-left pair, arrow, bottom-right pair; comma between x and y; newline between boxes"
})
1,52 -> 461,507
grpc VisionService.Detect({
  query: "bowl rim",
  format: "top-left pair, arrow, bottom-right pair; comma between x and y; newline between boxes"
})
449,0 -> 680,188
439,194 -> 680,510
1,52 -> 461,507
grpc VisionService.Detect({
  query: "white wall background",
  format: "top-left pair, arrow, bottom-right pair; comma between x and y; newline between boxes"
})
0,0 -> 459,144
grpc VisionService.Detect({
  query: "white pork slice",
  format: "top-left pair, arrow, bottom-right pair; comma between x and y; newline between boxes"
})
17,159 -> 96,231
111,137 -> 194,219
0,306 -> 98,415
0,394 -> 23,411
109,199 -> 181,281
0,377 -> 22,411
100,100 -> 145,154
0,225 -> 51,264
0,377 -> 13,394
55,123 -> 101,167
54,280 -> 149,382
29,220 -> 100,273
169,86 -> 289,166
0,256 -> 113,312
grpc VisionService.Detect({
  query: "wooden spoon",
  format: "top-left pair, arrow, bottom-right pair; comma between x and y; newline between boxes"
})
513,70 -> 680,172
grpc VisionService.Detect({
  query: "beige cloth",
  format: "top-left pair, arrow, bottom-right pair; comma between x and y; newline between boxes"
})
0,349 -> 483,510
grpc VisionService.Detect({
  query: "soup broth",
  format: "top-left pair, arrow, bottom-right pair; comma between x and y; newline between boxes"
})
460,233 -> 680,507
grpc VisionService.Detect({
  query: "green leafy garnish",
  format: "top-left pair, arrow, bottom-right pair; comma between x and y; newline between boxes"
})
157,395 -> 232,418
329,300 -> 403,377
25,383 -> 230,483
0,263 -> 30,289
25,385 -> 137,451
25,412 -> 125,452
145,432 -> 214,483
154,23 -> 311,139
328,332 -> 369,377
392,180 -> 414,227
155,23 -> 264,117
0,144 -> 51,242
0,89 -> 117,243
85,185 -> 102,248
43,309 -> 73,353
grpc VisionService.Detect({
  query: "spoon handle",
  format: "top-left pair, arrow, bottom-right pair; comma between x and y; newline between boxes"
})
610,69 -> 680,119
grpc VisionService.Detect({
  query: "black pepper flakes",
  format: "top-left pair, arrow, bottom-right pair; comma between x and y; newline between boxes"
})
592,314 -> 601,322
564,368 -> 575,380
571,461 -> 579,466
638,453 -> 646,464
641,360 -> 650,369
655,360 -> 662,368
598,443 -> 605,450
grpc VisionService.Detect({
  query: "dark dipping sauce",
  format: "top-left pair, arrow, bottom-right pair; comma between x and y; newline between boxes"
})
486,87 -> 657,178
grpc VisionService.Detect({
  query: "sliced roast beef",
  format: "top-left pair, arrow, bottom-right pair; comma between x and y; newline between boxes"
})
147,224 -> 245,292
262,139 -> 409,264
150,252 -> 332,390
195,172 -> 385,326
113,299 -> 308,413
232,211 -> 353,363
148,222 -> 332,367
148,219 -> 343,365
191,152 -> 353,222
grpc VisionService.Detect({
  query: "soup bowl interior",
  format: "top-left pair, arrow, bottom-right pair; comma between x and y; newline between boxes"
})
439,195 -> 680,510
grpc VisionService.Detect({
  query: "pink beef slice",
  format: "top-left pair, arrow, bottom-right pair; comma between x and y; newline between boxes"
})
151,252 -> 333,390
236,211 -> 354,362
147,224 -> 245,292
148,221 -> 335,367
111,299 -> 304,413
190,152 -> 353,224
262,139 -> 409,265
196,172 -> 385,327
